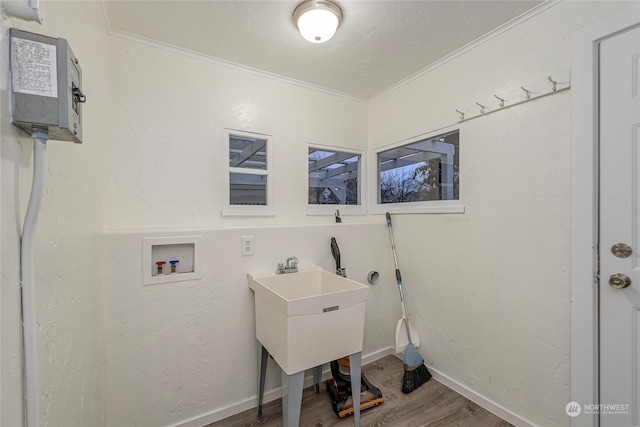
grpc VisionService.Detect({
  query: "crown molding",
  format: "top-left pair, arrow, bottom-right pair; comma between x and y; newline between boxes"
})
368,0 -> 562,102
100,0 -> 560,103
100,0 -> 365,102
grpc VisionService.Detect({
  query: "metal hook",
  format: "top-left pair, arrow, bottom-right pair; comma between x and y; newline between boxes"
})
494,94 -> 505,108
455,109 -> 464,120
548,76 -> 557,92
476,102 -> 486,114
520,86 -> 531,99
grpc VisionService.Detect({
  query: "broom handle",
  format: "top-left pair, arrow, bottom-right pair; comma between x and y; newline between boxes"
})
386,213 -> 414,345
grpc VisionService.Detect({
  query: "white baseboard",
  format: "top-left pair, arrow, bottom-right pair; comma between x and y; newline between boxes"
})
174,347 -> 396,427
426,364 -> 537,427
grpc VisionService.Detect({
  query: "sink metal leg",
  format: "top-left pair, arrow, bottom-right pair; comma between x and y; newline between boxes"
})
349,352 -> 362,427
257,343 -> 268,418
281,370 -> 304,427
312,364 -> 323,393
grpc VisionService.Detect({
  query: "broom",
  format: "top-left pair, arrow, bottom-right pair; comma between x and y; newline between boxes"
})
385,212 -> 432,393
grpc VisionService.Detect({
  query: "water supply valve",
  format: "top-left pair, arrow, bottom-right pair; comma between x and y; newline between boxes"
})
156,261 -> 166,275
169,260 -> 179,274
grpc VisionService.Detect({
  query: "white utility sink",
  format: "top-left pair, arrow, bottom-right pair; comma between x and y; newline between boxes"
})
248,265 -> 369,375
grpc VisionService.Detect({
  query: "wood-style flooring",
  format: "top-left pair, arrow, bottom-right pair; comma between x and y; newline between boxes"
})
206,355 -> 513,427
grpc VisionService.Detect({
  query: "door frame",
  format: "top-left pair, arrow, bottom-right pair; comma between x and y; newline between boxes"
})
571,5 -> 640,427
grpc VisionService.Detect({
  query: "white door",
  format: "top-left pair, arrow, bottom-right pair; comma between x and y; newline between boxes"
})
600,25 -> 640,426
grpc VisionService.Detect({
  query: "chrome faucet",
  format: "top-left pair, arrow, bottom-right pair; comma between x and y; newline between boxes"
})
276,256 -> 299,274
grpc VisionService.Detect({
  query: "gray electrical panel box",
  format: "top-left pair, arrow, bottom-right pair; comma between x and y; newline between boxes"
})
10,29 -> 84,143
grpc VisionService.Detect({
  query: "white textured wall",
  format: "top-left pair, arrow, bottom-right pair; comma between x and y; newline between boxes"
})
367,1 -> 634,426
103,224 -> 397,426
108,36 -> 368,230
103,30 -> 393,426
2,1 -> 635,427
1,2 -> 109,426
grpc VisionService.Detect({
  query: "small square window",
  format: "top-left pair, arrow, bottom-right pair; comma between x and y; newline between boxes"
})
229,173 -> 267,206
229,135 -> 267,171
308,147 -> 361,206
223,129 -> 273,216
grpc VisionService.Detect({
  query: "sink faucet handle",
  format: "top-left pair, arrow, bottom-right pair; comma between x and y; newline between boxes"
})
286,256 -> 298,269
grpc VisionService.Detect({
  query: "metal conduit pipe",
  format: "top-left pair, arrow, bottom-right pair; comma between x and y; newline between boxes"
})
21,128 -> 48,427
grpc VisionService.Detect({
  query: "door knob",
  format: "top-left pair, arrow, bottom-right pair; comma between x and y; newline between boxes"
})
609,273 -> 631,289
611,243 -> 633,258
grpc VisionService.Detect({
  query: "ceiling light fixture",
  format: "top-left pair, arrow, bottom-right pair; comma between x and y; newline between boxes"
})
293,0 -> 343,44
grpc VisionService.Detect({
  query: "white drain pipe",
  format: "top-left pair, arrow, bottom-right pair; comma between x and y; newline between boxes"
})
21,128 -> 48,427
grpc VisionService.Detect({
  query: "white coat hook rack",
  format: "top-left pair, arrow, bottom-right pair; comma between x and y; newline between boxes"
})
455,70 -> 570,123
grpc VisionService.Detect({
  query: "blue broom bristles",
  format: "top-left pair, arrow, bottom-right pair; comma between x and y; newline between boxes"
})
402,343 -> 431,393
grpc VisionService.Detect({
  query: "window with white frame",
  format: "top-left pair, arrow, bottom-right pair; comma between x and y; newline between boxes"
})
223,129 -> 273,216
375,128 -> 461,213
308,147 -> 361,206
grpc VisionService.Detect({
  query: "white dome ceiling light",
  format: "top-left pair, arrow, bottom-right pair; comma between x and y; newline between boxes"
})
293,0 -> 343,44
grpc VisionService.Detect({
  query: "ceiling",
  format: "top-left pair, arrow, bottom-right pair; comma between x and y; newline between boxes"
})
104,0 -> 544,99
